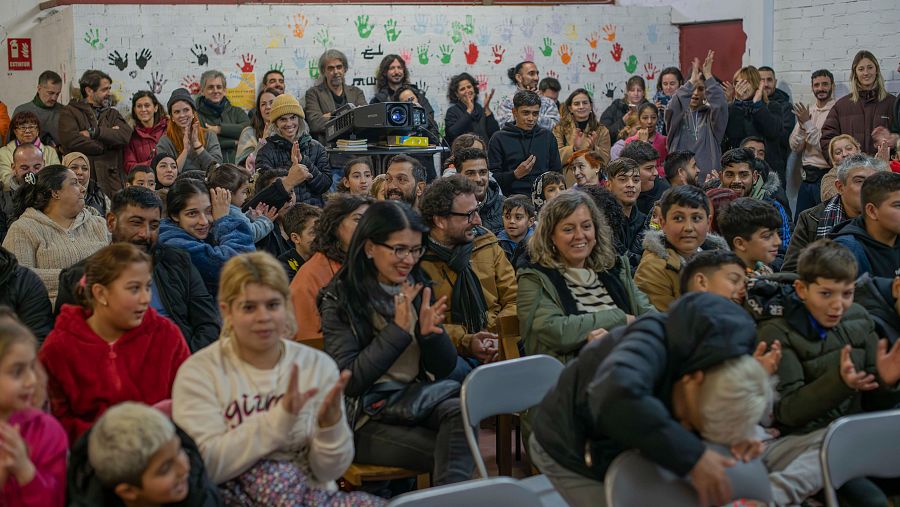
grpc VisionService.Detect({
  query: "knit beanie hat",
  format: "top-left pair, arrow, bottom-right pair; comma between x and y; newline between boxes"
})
269,94 -> 304,121
167,88 -> 196,113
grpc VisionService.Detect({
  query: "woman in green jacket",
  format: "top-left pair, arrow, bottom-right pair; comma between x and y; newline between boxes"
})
517,191 -> 654,364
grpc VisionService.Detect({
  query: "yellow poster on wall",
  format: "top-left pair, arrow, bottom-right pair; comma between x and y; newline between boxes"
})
226,72 -> 255,111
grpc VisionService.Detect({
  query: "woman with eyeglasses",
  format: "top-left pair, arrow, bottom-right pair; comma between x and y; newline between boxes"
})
290,194 -> 372,345
318,199 -> 474,486
0,112 -> 60,189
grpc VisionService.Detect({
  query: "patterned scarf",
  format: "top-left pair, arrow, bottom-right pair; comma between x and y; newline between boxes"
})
817,194 -> 846,238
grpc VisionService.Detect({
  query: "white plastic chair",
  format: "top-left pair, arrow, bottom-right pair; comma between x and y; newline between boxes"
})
387,477 -> 543,507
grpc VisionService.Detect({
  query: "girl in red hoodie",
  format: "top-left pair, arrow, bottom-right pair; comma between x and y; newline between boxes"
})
39,243 -> 190,443
124,91 -> 168,173
0,315 -> 67,507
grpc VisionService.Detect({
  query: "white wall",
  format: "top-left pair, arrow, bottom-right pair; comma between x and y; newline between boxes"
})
65,3 -> 678,128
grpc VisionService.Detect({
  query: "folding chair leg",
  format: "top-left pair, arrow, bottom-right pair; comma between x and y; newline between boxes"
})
497,414 -> 513,476
515,417 -> 521,461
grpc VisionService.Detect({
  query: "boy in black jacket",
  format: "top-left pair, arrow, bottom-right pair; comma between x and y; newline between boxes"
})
488,90 -> 562,196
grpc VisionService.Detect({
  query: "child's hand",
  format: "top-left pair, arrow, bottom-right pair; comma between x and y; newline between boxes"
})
840,345 -> 878,391
254,202 -> 278,221
282,364 -> 319,416
209,187 -> 232,221
0,422 -> 35,485
753,340 -> 782,375
317,370 -> 351,428
730,438 -> 765,462
876,338 -> 900,385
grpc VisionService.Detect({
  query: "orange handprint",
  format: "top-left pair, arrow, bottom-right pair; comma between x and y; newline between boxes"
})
558,44 -> 572,65
602,24 -> 616,42
290,14 -> 309,39
586,32 -> 599,49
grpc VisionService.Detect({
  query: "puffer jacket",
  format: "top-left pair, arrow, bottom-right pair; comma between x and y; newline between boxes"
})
478,180 -> 504,235
255,133 -> 332,207
757,294 -> 900,435
517,255 -> 654,364
0,246 -> 52,342
854,273 -> 900,345
532,292 -> 756,481
419,227 -> 517,355
634,229 -> 728,311
123,117 -> 167,171
58,99 -> 133,196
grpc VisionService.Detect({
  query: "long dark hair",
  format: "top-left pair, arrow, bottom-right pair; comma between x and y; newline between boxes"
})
250,87 -> 282,136
165,178 -> 208,220
312,194 -> 374,264
447,72 -> 479,103
336,200 -> 429,320
130,91 -> 166,126
376,55 -> 408,91
14,164 -> 70,217
656,67 -> 684,93
560,88 -> 600,134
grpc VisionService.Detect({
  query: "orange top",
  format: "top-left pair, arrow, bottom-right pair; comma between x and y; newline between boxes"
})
290,251 -> 341,343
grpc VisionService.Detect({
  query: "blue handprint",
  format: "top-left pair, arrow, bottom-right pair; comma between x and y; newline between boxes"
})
647,24 -> 659,44
499,18 -> 514,43
477,25 -> 491,46
431,14 -> 447,35
414,14 -> 429,34
520,18 -> 536,38
292,48 -> 309,69
545,14 -> 563,35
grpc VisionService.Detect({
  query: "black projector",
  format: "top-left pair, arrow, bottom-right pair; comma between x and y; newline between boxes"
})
325,102 -> 428,143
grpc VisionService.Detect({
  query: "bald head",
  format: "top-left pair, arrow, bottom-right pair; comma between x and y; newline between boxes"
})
13,144 -> 43,182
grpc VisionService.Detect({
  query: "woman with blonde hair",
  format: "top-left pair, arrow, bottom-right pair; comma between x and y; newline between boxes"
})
155,88 -> 223,172
819,134 -> 862,201
723,65 -> 786,180
821,50 -> 897,159
173,252 -> 384,506
517,191 -> 654,363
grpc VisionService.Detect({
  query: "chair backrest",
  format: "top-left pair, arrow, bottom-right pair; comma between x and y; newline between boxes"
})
605,447 -> 773,507
460,354 -> 564,478
387,477 -> 543,507
820,409 -> 900,507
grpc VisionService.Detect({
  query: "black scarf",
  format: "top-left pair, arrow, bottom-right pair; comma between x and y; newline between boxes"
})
423,236 -> 488,333
198,96 -> 229,117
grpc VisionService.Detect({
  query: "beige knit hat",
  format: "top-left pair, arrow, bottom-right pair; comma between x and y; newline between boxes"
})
269,94 -> 304,121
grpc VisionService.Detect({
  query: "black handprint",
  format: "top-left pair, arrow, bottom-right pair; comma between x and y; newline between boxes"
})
604,82 -> 616,99
415,79 -> 430,95
135,49 -> 152,69
107,50 -> 128,71
147,72 -> 167,94
191,44 -> 209,66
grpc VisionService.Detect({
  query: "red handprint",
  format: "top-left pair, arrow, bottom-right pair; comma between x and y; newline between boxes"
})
644,62 -> 659,80
181,75 -> 200,95
476,74 -> 488,92
465,42 -> 479,64
610,43 -> 623,62
492,44 -> 505,64
586,53 -> 600,72
237,53 -> 256,72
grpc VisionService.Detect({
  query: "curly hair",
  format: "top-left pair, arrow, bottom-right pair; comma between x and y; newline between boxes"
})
376,55 -> 408,91
447,72 -> 480,103
312,194 -> 374,263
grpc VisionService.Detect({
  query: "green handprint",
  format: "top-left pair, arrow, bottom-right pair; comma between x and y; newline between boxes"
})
439,45 -> 454,64
417,44 -> 430,65
585,82 -> 596,98
463,15 -> 474,35
355,15 -> 374,39
314,28 -> 332,48
451,22 -> 464,44
83,28 -> 107,49
624,55 -> 639,73
540,37 -> 553,57
385,19 -> 401,42
308,60 -> 320,79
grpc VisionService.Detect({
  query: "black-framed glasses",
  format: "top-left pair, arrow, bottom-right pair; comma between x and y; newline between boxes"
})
375,242 -> 426,260
447,205 -> 482,224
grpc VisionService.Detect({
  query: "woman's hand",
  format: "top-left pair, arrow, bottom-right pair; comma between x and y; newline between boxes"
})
483,89 -> 495,116
393,282 -> 423,331
419,287 -> 447,336
317,370 -> 351,428
289,142 -> 311,185
190,120 -> 203,151
586,328 -> 608,342
0,422 -> 36,486
637,128 -> 651,143
282,364 -> 320,415
209,187 -> 232,221
181,121 -> 192,154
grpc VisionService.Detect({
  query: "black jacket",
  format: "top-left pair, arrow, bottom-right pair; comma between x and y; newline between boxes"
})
635,176 -> 670,215
768,89 -> 795,177
318,273 -> 458,401
723,100 -> 786,182
831,216 -> 900,279
255,134 -> 332,207
532,292 -> 757,481
854,273 -> 900,345
55,245 -> 221,353
84,180 -> 109,217
488,123 -> 561,196
255,222 -> 293,259
621,207 -> 648,272
444,102 -> 500,147
68,425 -> 223,507
0,247 -> 52,342
479,180 -> 504,236
600,98 -> 650,145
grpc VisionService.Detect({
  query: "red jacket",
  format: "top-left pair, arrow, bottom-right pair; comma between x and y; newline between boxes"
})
39,304 -> 190,443
124,117 -> 167,172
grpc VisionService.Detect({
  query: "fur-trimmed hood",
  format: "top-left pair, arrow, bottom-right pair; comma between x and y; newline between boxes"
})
640,228 -> 728,262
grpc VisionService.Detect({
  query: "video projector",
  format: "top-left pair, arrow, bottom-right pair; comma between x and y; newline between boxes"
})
325,102 -> 428,143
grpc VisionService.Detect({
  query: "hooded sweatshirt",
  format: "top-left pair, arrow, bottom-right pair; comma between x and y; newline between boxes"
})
854,273 -> 900,344
39,305 -> 190,443
488,122 -> 562,196
832,216 -> 900,278
532,292 -> 757,481
0,408 -> 67,507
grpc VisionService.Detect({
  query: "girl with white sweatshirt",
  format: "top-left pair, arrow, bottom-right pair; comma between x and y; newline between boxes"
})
172,251 -> 385,506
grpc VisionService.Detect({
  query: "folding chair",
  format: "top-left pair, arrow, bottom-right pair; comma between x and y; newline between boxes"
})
820,409 -> 900,507
460,355 -> 566,506
605,446 -> 772,506
387,477 -> 544,507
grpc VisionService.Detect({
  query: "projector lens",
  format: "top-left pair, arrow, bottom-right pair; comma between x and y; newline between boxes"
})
388,106 -> 407,126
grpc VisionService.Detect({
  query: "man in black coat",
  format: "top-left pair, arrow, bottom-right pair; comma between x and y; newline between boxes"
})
55,187 -> 220,352
529,292 -> 758,507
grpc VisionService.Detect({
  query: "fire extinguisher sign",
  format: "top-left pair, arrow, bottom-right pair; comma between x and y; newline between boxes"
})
8,38 -> 33,71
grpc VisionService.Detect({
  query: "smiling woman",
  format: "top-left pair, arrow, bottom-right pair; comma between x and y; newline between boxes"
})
124,91 -> 168,172
154,88 -> 223,173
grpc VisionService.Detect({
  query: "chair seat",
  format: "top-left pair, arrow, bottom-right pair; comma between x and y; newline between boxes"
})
521,474 -> 568,507
343,463 -> 425,487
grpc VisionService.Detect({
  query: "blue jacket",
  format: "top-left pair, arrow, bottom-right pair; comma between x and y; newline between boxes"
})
228,204 -> 273,244
497,227 -> 532,261
158,215 -> 255,296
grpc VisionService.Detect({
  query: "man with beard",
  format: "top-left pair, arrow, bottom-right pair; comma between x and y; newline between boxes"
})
495,61 -> 560,130
382,153 -> 427,209
758,66 -> 794,181
455,147 -> 503,234
304,50 -> 367,145
663,150 -> 700,187
261,69 -> 286,94
419,175 -> 516,373
789,69 -> 837,216
719,148 -> 793,269
58,70 -> 132,195
370,54 -> 434,120
0,144 -> 44,241
54,186 -> 220,352
12,70 -> 65,146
